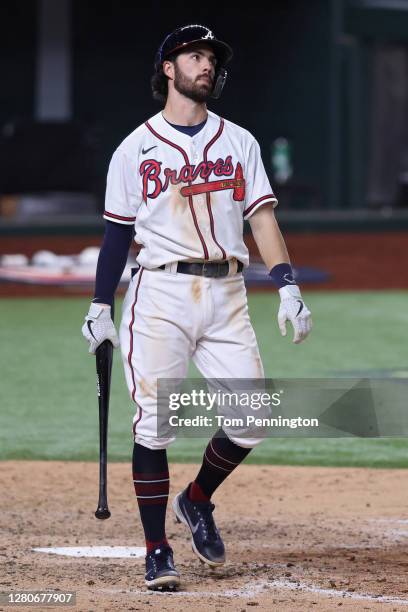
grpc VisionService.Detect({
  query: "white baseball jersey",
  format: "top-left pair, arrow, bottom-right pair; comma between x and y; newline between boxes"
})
103,110 -> 277,268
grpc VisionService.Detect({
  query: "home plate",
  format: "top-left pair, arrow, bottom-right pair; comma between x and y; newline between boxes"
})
33,546 -> 145,558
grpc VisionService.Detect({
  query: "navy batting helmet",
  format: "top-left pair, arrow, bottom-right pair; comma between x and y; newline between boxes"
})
154,24 -> 233,99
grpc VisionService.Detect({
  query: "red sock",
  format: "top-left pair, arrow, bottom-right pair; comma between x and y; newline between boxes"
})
146,537 -> 169,554
188,480 -> 210,502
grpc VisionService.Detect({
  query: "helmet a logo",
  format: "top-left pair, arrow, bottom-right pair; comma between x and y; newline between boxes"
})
203,31 -> 215,40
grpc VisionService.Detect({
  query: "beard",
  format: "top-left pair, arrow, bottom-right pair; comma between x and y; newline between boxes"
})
173,62 -> 213,103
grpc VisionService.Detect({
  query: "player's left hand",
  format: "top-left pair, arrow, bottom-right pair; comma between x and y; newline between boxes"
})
278,285 -> 312,344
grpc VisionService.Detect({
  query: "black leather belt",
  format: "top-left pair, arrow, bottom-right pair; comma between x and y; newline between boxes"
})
160,260 -> 243,278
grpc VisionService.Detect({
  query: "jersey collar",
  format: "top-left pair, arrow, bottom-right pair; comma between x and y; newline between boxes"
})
147,110 -> 222,152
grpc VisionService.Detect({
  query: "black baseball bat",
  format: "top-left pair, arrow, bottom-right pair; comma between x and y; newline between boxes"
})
94,338 -> 113,519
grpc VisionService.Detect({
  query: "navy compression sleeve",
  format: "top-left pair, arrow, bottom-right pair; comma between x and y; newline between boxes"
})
93,221 -> 134,307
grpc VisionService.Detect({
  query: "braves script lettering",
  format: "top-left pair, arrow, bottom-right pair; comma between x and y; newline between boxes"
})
140,156 -> 234,201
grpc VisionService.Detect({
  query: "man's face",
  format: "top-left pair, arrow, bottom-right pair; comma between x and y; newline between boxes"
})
172,43 -> 217,103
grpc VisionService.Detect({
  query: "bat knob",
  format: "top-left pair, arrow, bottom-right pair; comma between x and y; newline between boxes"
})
95,507 -> 111,520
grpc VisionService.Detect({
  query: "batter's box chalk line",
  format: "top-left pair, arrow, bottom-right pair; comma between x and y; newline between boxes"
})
368,518 -> 408,525
32,546 -> 145,558
33,547 -> 408,606
101,580 -> 408,605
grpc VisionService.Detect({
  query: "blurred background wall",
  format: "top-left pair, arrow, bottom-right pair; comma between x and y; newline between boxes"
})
0,0 -> 408,293
3,0 -> 408,217
0,0 -> 333,214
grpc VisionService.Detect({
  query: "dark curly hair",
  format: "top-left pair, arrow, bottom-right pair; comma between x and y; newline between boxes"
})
151,52 -> 177,105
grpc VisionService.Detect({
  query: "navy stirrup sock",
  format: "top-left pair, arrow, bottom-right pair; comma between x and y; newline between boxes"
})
189,429 -> 252,502
132,443 -> 169,553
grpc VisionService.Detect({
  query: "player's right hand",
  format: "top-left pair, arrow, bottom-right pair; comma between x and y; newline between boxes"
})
82,303 -> 120,354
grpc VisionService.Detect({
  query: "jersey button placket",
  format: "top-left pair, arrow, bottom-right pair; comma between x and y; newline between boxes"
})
195,144 -> 213,256
191,144 -> 199,163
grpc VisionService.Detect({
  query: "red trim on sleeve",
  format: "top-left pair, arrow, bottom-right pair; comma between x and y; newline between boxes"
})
104,210 -> 136,222
243,194 -> 277,218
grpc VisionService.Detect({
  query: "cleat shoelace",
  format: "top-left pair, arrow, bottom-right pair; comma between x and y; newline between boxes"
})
148,546 -> 174,569
195,502 -> 219,543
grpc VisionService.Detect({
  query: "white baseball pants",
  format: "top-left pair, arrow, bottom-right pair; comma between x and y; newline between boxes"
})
119,265 -> 265,450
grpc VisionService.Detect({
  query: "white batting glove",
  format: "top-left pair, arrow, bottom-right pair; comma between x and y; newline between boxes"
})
82,303 -> 120,354
278,285 -> 312,344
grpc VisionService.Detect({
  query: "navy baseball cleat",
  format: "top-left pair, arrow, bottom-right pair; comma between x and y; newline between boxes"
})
172,485 -> 226,567
144,544 -> 180,590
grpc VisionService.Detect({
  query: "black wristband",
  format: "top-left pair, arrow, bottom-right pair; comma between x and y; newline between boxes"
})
269,263 -> 296,288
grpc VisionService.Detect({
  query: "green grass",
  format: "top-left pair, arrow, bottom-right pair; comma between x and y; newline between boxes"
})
0,292 -> 407,466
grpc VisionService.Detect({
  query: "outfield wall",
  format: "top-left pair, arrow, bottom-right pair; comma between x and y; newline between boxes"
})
0,230 -> 407,296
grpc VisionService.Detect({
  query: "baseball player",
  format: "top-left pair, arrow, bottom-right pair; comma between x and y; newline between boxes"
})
82,24 -> 312,591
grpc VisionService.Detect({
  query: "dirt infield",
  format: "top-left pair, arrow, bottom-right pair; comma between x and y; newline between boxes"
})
1,462 -> 407,611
